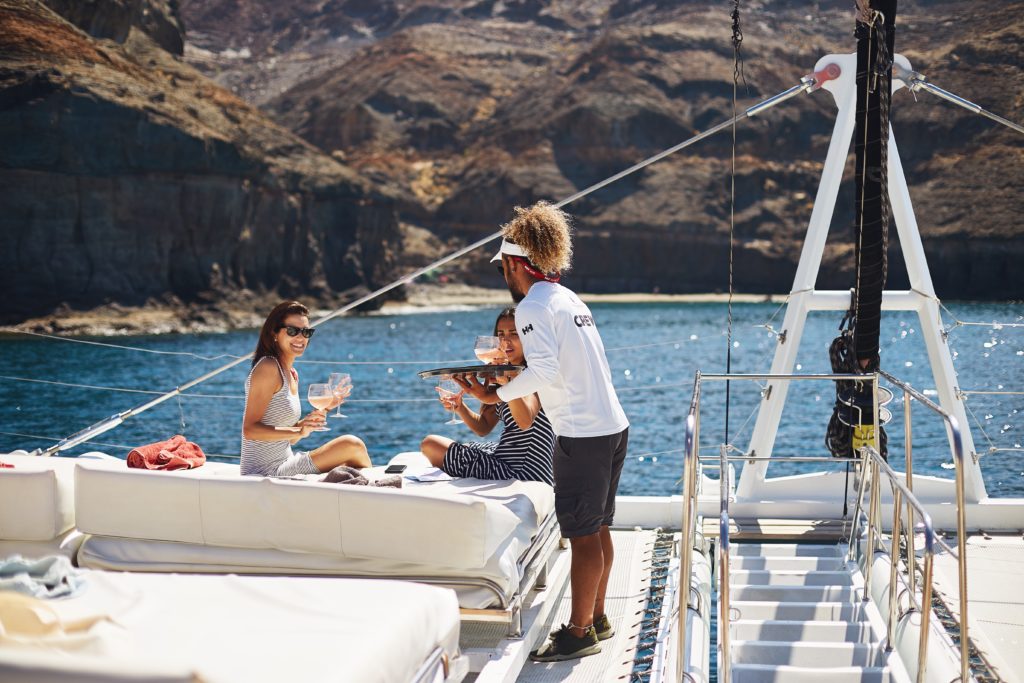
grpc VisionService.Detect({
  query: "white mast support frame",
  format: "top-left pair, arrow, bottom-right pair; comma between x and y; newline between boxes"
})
736,53 -> 986,503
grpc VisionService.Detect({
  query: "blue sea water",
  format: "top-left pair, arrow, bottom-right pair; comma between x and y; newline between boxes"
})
1,301 -> 1022,496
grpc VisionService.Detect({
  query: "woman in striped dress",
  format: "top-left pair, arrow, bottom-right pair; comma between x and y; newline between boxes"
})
241,301 -> 370,477
420,307 -> 554,485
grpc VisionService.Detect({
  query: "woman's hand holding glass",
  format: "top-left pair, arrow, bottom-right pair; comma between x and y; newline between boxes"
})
292,410 -> 327,441
305,384 -> 333,431
436,378 -> 464,425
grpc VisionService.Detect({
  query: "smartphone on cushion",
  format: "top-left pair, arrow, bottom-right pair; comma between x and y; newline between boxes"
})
384,464 -> 407,474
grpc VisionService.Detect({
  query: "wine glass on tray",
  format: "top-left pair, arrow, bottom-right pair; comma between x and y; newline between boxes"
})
474,336 -> 504,365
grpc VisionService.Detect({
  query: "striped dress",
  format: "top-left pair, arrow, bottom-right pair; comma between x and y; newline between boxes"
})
442,402 -> 554,485
240,357 -> 320,477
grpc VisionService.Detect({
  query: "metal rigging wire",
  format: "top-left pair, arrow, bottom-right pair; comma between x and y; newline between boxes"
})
724,0 -> 745,446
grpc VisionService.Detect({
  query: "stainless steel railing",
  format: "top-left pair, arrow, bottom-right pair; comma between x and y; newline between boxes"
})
683,372 -> 876,683
851,443 -> 963,683
678,372 -> 702,683
876,368 -> 970,683
683,370 -> 973,682
717,441 -> 732,683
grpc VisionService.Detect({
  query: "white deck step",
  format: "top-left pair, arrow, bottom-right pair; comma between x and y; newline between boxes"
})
731,584 -> 862,602
730,600 -> 872,621
732,544 -> 844,558
731,663 -> 892,682
731,555 -> 846,571
731,640 -> 883,667
731,619 -> 877,644
723,541 -> 908,683
730,569 -> 855,586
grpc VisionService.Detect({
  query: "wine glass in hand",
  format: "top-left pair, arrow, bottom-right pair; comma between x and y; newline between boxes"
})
306,384 -> 333,431
474,336 -> 503,365
327,372 -> 351,418
437,378 -> 463,426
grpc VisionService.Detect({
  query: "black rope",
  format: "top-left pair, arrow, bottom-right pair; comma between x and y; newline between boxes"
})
825,311 -> 889,460
725,0 -> 743,445
825,1 -> 896,462
852,1 -> 896,363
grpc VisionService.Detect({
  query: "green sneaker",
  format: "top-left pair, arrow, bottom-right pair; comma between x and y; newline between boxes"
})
550,614 -> 614,642
593,613 -> 615,641
530,624 -> 601,662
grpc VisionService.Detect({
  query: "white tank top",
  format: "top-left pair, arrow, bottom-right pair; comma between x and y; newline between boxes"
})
240,356 -> 301,476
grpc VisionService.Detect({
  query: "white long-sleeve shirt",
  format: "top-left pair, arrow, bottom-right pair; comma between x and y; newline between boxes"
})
496,281 -> 629,438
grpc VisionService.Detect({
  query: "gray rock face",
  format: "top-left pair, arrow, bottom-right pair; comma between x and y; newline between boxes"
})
183,0 -> 1024,300
42,0 -> 185,54
0,1 -> 403,324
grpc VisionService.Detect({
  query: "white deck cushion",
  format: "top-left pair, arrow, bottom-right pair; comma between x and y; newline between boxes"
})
0,571 -> 463,683
0,454 -> 77,541
75,459 -> 552,571
78,475 -> 555,608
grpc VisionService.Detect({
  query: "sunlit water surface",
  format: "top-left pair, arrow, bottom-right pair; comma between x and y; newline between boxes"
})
2,301 -> 1022,496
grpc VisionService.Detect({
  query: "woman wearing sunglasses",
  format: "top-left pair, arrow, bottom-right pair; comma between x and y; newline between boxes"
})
241,301 -> 370,477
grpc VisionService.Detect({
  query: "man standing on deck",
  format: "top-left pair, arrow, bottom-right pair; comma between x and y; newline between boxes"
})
456,201 -> 629,662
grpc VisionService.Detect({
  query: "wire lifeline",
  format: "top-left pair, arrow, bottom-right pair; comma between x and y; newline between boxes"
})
8,327 -> 717,368
12,330 -> 249,361
0,430 -> 241,460
10,331 -> 481,365
961,399 -> 1010,456
0,430 -> 688,466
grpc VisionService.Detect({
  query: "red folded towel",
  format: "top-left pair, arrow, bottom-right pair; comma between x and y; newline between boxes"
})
127,435 -> 206,470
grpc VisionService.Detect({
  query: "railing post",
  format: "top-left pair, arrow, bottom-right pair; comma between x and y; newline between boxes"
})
718,444 -> 731,683
904,391 -> 917,594
863,452 -> 880,599
849,449 -> 873,563
918,533 -> 934,683
872,373 -> 881,470
950,416 -> 970,683
888,485 -> 903,649
678,413 -> 696,683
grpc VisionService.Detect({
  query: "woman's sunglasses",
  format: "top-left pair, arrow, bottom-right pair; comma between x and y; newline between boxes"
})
278,325 -> 316,339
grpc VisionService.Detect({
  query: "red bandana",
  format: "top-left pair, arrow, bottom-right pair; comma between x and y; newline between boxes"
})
510,256 -> 561,283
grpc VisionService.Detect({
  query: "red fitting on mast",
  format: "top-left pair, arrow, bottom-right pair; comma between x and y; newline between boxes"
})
809,63 -> 842,90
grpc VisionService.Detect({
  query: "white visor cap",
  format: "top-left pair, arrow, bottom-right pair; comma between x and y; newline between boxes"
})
490,239 -> 529,263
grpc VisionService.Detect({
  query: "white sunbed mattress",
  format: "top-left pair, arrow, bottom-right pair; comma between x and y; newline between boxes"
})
77,475 -> 556,609
0,570 -> 464,683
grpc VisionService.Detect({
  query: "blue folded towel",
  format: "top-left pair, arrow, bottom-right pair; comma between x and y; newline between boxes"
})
0,555 -> 83,599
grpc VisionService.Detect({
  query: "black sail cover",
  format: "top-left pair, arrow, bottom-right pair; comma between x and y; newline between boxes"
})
826,0 -> 896,460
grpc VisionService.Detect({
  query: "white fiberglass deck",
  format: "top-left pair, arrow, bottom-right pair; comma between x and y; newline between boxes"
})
460,528 -> 657,683
932,533 -> 1024,683
517,529 -> 653,683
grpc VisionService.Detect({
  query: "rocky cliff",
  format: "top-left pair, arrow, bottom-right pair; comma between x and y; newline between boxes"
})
183,0 -> 1024,298
0,0 -> 404,324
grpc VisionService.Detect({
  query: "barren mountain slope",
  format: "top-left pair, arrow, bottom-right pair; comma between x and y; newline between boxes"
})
182,0 -> 1024,297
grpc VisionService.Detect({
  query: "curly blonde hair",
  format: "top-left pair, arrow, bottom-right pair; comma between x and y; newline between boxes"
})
500,201 -> 573,275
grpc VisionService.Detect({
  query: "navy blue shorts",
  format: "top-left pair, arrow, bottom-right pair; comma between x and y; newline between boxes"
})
552,428 -> 628,538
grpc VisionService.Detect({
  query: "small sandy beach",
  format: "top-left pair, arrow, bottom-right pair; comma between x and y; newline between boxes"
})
0,284 -> 786,338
